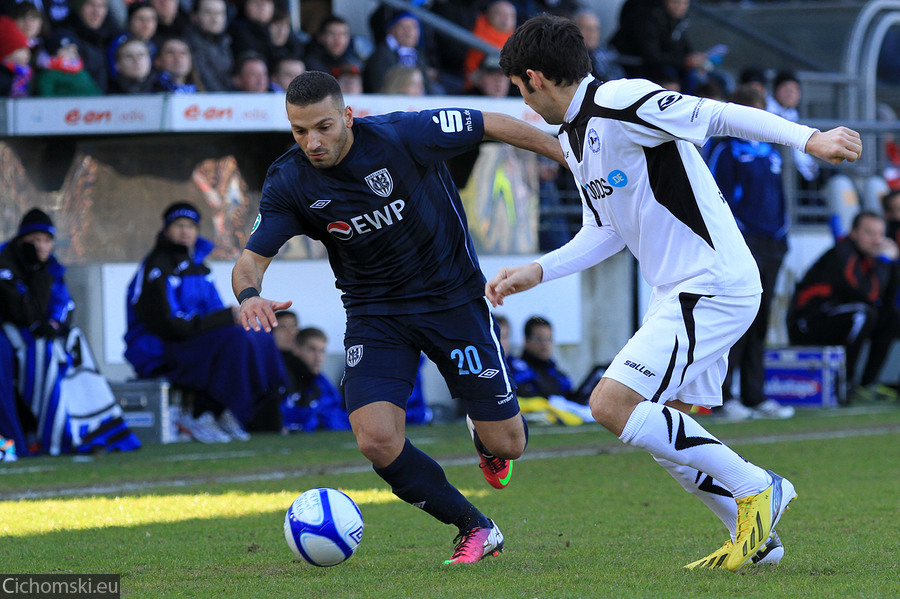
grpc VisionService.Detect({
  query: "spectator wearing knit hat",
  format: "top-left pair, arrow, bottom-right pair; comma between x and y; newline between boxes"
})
0,15 -> 33,97
108,37 -> 153,93
0,208 -> 70,455
124,202 -> 288,442
35,29 -> 103,96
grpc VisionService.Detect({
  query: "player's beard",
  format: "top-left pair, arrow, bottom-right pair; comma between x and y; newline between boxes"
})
309,125 -> 351,169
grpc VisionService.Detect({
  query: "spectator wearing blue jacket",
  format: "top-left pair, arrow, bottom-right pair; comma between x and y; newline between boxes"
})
706,84 -> 794,420
1,208 -> 140,456
124,202 -> 287,442
0,209 -> 73,455
281,327 -> 350,433
509,315 -> 574,399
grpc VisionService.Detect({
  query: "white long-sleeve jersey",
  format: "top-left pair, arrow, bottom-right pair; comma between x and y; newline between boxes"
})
537,75 -> 817,297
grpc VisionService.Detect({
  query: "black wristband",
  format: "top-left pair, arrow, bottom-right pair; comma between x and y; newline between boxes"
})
238,287 -> 260,304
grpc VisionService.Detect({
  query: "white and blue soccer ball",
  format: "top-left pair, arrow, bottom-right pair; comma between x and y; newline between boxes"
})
284,487 -> 364,567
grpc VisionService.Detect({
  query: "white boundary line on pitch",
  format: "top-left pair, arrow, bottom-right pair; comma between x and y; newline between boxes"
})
2,423 -> 899,501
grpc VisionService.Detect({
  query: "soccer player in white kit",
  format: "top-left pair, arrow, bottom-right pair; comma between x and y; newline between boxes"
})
487,15 -> 862,571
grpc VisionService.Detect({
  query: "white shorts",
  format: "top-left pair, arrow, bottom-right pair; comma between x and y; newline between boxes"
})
604,290 -> 761,408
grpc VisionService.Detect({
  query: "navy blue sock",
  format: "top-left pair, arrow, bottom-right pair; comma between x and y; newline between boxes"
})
471,414 -> 530,457
374,438 -> 487,527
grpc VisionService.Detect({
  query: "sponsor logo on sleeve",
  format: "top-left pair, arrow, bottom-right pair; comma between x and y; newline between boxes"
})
251,213 -> 261,233
657,94 -> 682,111
433,109 -> 472,133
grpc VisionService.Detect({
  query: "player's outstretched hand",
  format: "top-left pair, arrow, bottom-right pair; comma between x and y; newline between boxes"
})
240,296 -> 292,332
485,262 -> 543,307
806,127 -> 862,164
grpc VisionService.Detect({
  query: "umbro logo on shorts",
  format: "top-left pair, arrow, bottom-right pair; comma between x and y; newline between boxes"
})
478,369 -> 499,379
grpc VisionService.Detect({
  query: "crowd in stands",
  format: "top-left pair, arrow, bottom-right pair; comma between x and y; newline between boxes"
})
0,0 -> 586,98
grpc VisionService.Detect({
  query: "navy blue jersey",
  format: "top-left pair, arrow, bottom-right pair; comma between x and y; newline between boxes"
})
247,108 -> 487,316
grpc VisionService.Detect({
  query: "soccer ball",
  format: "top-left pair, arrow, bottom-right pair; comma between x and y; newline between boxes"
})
283,487 -> 364,567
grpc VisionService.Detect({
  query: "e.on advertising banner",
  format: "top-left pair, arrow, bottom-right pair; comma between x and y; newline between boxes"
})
167,93 -> 287,131
167,93 -> 554,134
11,96 -> 164,135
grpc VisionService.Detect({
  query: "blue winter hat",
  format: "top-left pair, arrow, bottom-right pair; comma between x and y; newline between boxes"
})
163,202 -> 201,228
387,11 -> 418,31
17,208 -> 55,238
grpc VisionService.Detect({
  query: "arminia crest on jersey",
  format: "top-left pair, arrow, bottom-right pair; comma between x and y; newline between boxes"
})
365,168 -> 393,198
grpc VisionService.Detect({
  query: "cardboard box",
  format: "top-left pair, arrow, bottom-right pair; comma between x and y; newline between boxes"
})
110,380 -> 187,444
763,346 -> 846,407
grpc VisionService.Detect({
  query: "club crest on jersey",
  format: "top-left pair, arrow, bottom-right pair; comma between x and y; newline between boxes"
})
365,168 -> 393,198
327,221 -> 353,240
346,344 -> 363,367
588,128 -> 601,153
658,94 -> 682,111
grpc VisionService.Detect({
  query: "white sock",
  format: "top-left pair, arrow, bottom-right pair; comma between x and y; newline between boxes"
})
654,456 -> 737,540
620,401 -> 769,498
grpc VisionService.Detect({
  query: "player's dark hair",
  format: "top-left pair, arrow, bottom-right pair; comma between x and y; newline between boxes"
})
851,210 -> 884,231
524,315 -> 552,339
499,14 -> 591,89
286,71 -> 344,109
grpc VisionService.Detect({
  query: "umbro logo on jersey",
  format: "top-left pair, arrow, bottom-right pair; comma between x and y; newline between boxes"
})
658,94 -> 682,111
310,199 -> 331,209
588,128 -> 601,153
365,168 -> 393,198
327,221 -> 353,240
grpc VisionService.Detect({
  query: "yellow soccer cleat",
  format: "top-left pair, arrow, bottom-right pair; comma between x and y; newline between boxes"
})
725,471 -> 796,572
685,539 -> 732,570
685,532 -> 784,570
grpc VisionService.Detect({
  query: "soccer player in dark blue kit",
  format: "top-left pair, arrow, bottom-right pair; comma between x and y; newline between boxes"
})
232,71 -> 563,564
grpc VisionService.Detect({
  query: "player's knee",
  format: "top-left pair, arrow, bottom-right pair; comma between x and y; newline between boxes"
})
589,387 -> 615,428
482,428 -> 526,459
355,431 -> 403,467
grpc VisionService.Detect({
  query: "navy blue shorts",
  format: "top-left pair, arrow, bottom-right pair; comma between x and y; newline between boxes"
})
342,297 -> 519,421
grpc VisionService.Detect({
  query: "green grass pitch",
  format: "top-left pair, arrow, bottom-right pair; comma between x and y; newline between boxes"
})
2,404 -> 899,598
